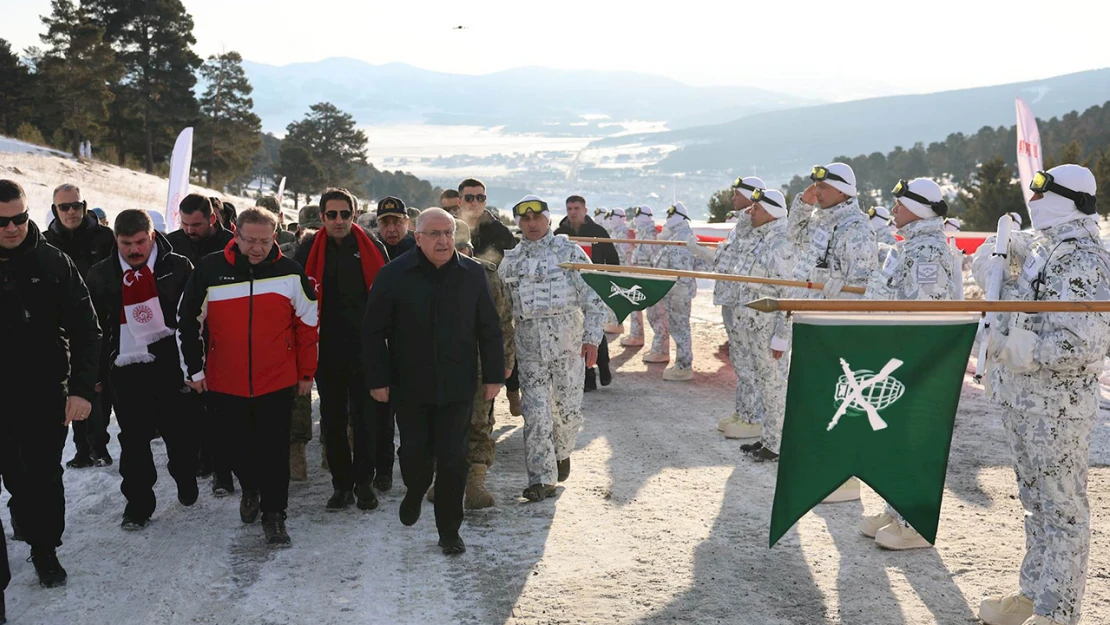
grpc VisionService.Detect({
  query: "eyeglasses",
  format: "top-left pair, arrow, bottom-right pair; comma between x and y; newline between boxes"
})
731,177 -> 759,193
0,211 -> 30,228
892,179 -> 949,216
1030,170 -> 1097,214
418,229 -> 454,240
324,210 -> 352,221
810,166 -> 848,184
463,194 -> 487,203
750,188 -> 782,209
513,199 -> 548,217
239,235 -> 272,247
53,201 -> 86,213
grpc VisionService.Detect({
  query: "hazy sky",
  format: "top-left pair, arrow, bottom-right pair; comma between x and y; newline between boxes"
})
7,0 -> 1110,101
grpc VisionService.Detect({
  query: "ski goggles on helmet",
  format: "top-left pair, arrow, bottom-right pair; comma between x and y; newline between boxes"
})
866,207 -> 886,220
1030,171 -> 1097,214
593,208 -> 604,217
750,187 -> 782,209
810,166 -> 848,184
731,177 -> 760,193
513,199 -> 549,217
665,205 -> 688,219
633,206 -> 653,217
892,179 -> 949,217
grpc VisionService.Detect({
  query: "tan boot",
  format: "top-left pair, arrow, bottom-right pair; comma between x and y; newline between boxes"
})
821,477 -> 861,503
507,391 -> 522,417
289,443 -> 308,482
859,512 -> 893,538
979,593 -> 1034,625
464,464 -> 495,510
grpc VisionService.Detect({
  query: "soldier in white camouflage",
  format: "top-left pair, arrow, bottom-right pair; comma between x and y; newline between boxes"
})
973,165 -> 1110,625
868,205 -> 898,247
654,202 -> 708,381
498,196 -> 606,502
690,176 -> 765,433
858,178 -> 959,550
789,162 -> 877,504
622,206 -> 668,349
712,188 -> 794,453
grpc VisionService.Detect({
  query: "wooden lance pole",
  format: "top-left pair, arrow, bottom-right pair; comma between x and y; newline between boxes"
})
745,298 -> 1110,313
557,263 -> 867,294
568,236 -> 719,248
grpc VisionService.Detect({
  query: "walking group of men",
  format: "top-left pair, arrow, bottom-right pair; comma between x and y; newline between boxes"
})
1,154 -> 1105,625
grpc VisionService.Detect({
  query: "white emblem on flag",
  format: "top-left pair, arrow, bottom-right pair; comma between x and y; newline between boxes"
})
609,281 -> 646,304
828,358 -> 904,432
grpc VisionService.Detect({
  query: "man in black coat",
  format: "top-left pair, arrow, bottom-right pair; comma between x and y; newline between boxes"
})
166,193 -> 236,492
0,179 -> 101,592
554,195 -> 617,390
375,196 -> 416,260
42,183 -> 115,468
363,208 -> 505,556
86,210 -> 200,529
456,178 -> 517,264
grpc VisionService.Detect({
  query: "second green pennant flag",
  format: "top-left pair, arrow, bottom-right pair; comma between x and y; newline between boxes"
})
580,270 -> 676,323
769,312 -> 978,547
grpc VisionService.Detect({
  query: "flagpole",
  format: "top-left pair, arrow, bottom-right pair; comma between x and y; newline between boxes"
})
568,236 -> 719,248
557,262 -> 867,294
746,298 -> 1110,313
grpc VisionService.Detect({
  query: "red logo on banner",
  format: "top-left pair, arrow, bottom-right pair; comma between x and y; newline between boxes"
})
1018,140 -> 1040,158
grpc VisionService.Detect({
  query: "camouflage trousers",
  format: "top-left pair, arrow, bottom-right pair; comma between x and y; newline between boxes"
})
518,356 -> 585,486
629,310 -> 644,339
730,306 -> 790,453
723,307 -> 754,420
468,374 -> 496,466
646,302 -> 670,353
661,291 -> 693,368
1001,403 -> 1094,625
291,393 -> 313,444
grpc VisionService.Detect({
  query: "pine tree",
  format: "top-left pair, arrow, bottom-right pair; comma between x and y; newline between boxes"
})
1093,149 -> 1110,219
0,39 -> 36,136
194,51 -> 262,189
35,0 -> 121,156
284,103 -> 368,188
85,0 -> 202,172
706,188 -> 733,223
276,142 -> 323,209
959,157 -> 1026,230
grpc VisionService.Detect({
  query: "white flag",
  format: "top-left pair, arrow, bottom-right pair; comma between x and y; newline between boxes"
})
165,127 -> 194,232
277,176 -> 286,206
1015,98 -> 1042,207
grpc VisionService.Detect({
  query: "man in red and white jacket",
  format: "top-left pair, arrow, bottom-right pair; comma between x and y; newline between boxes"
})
177,207 -> 318,547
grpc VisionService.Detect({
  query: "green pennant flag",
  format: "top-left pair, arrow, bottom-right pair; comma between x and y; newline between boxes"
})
769,312 -> 978,547
580,270 -> 676,323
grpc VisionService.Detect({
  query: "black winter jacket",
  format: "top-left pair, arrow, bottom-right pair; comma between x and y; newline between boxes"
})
166,221 -> 234,266
555,215 -> 620,265
43,211 -> 116,277
86,231 -> 192,376
470,210 -> 518,264
0,221 -> 101,399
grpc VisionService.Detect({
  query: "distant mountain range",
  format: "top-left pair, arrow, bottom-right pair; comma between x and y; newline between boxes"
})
589,68 -> 1110,176
241,57 -> 822,134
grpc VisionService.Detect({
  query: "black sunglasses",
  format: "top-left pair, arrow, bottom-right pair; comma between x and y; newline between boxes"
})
53,200 -> 86,213
324,210 -> 352,221
463,194 -> 487,203
0,211 -> 31,228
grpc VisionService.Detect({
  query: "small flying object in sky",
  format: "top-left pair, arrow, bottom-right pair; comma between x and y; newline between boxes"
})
452,25 -> 467,30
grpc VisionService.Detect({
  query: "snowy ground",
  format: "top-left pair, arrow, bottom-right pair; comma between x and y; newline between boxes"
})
3,292 -> 1109,625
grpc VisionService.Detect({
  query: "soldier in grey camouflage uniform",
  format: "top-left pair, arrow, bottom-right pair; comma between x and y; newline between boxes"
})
973,165 -> 1110,625
622,206 -> 668,349
690,176 -> 765,431
498,196 -> 606,502
716,189 -> 793,451
858,178 -> 959,549
868,205 -> 898,247
289,204 -> 324,479
789,163 -> 876,503
654,202 -> 708,381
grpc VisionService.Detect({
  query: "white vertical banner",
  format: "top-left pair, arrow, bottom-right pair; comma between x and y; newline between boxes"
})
165,127 -> 194,232
276,176 -> 286,204
1015,98 -> 1042,207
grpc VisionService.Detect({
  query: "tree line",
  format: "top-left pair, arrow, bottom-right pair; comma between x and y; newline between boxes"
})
0,0 -> 442,207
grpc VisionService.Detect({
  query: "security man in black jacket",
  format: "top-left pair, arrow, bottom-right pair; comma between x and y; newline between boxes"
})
376,196 -> 416,260
87,210 -> 200,530
43,183 -> 115,468
0,179 -> 101,592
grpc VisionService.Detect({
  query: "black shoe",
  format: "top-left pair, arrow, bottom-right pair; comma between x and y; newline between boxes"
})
584,368 -> 597,392
740,441 -> 763,454
355,482 -> 379,511
93,447 -> 113,467
754,448 -> 780,463
522,484 -> 556,502
372,474 -> 393,492
240,490 -> 261,524
261,512 -> 291,547
557,458 -> 570,482
599,365 -> 612,387
196,458 -> 214,478
325,489 -> 355,511
29,548 -> 67,588
177,477 -> 199,506
399,488 -> 424,526
212,475 -> 235,498
121,512 -> 150,531
66,453 -> 95,469
438,534 -> 466,555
